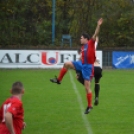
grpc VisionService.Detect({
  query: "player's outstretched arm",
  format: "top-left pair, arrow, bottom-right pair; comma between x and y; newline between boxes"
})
92,18 -> 103,40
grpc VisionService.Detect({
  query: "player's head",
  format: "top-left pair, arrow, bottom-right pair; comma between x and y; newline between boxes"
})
80,33 -> 90,45
11,81 -> 24,95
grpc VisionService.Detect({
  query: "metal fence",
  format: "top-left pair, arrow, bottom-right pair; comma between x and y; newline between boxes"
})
103,50 -> 113,68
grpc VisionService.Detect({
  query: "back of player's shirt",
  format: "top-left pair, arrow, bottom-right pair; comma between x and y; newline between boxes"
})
0,96 -> 24,134
81,38 -> 96,64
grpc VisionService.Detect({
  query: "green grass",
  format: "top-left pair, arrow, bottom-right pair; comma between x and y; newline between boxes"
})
0,69 -> 134,134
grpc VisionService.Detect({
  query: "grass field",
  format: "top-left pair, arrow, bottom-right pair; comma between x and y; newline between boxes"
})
0,69 -> 134,134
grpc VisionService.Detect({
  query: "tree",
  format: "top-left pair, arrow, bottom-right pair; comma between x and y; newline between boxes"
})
0,0 -> 133,48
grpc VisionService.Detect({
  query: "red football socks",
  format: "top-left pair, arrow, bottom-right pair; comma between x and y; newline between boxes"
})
87,93 -> 92,107
57,67 -> 68,82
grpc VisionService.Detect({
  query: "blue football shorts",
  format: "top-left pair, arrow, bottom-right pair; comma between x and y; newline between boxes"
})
72,60 -> 82,71
72,60 -> 94,81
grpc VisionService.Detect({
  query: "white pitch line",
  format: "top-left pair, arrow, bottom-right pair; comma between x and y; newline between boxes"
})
69,71 -> 93,134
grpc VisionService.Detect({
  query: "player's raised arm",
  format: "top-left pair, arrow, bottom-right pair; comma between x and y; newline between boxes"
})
92,18 -> 103,40
95,36 -> 99,50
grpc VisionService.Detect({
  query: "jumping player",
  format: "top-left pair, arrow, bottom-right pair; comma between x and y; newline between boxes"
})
50,18 -> 103,114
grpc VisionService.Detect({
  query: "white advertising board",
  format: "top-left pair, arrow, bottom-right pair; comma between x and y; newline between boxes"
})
0,50 -> 102,68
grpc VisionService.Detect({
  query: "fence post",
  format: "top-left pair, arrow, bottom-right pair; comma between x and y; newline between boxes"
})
52,0 -> 56,45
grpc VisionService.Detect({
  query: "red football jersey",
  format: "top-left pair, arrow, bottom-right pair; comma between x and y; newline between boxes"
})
81,38 -> 96,64
0,96 -> 24,134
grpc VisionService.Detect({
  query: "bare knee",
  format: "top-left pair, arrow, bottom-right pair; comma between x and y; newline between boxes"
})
64,62 -> 75,69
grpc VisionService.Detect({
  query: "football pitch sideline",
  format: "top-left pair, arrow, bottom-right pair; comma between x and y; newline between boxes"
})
0,69 -> 134,134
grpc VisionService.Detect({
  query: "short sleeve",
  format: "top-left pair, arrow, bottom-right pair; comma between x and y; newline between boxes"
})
7,101 -> 22,117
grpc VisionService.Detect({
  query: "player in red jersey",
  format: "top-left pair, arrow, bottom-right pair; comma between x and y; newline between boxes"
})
76,36 -> 102,106
50,18 -> 103,114
78,22 -> 103,114
0,81 -> 26,134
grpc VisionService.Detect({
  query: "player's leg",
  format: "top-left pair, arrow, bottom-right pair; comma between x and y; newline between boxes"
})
82,64 -> 94,114
84,80 -> 93,114
58,61 -> 75,81
94,67 -> 102,105
94,77 -> 101,105
50,61 -> 75,84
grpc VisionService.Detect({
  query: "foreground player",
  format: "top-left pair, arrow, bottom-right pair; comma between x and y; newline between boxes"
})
76,35 -> 102,105
50,18 -> 103,114
0,81 -> 26,134
76,58 -> 102,105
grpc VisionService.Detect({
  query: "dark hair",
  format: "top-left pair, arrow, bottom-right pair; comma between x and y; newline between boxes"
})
12,81 -> 24,94
81,32 -> 90,40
